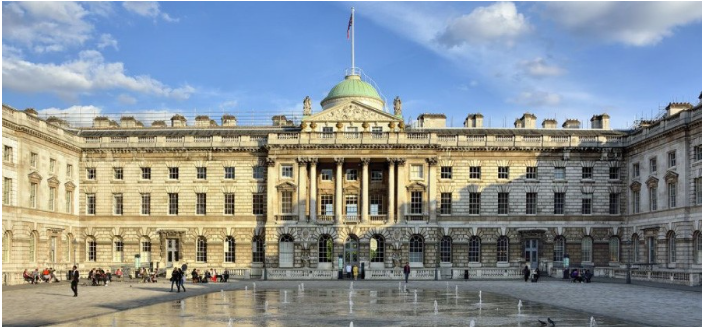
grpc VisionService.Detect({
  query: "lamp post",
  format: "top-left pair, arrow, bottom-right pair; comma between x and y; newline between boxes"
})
625,239 -> 632,284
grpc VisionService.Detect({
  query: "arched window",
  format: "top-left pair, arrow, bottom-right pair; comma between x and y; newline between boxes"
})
140,236 -> 151,265
370,234 -> 385,263
113,237 -> 123,263
440,236 -> 452,263
468,236 -> 481,263
496,236 -> 509,262
631,233 -> 639,263
409,235 -> 424,264
318,235 -> 333,263
667,231 -> 676,263
29,231 -> 37,263
252,235 -> 264,263
3,231 -> 12,263
582,236 -> 593,263
279,235 -> 294,268
609,236 -> 620,262
196,236 -> 207,263
695,231 -> 702,265
553,236 -> 565,262
224,236 -> 235,263
87,236 -> 97,262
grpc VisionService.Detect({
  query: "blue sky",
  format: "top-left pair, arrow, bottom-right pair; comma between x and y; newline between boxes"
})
2,1 -> 702,129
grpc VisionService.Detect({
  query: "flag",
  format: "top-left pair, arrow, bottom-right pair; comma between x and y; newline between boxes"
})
347,13 -> 353,39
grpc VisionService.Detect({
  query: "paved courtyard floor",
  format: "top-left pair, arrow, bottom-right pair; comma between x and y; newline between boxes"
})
2,277 -> 701,327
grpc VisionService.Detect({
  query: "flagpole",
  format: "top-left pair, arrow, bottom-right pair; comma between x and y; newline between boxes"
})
351,7 -> 355,75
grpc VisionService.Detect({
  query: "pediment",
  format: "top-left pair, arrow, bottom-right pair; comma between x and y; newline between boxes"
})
28,171 -> 42,183
645,176 -> 659,188
276,181 -> 298,191
47,176 -> 60,187
64,181 -> 76,191
304,101 -> 400,123
629,181 -> 641,191
664,170 -> 679,183
406,181 -> 427,191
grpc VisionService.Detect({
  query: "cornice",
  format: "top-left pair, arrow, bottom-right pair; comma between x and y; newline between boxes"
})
3,120 -> 82,153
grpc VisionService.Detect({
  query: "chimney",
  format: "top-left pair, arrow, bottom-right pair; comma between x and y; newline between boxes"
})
120,116 -> 137,128
171,114 -> 187,127
222,114 -> 237,127
23,108 -> 38,117
515,113 -> 537,128
151,120 -> 167,128
109,120 -> 119,128
272,115 -> 291,126
665,102 -> 692,117
195,115 -> 211,127
562,119 -> 581,129
542,119 -> 557,129
46,116 -> 69,128
93,116 -> 110,128
417,113 -> 447,128
590,114 -> 611,129
464,113 -> 484,128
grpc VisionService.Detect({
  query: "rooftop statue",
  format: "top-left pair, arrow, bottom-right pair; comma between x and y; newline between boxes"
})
303,96 -> 312,116
393,96 -> 402,116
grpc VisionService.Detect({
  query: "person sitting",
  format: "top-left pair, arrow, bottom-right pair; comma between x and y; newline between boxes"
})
32,268 -> 40,284
41,268 -> 51,282
211,269 -> 218,283
222,269 -> 230,283
23,269 -> 35,284
115,268 -> 123,281
48,268 -> 59,283
203,269 -> 212,283
89,268 -> 96,285
531,268 -> 540,282
570,269 -> 583,283
584,269 -> 593,283
191,269 -> 199,283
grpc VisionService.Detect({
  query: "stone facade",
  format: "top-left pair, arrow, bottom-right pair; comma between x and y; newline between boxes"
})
2,86 -> 702,285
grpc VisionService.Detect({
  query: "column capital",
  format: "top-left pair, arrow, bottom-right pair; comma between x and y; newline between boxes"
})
396,158 -> 407,165
334,157 -> 345,165
266,157 -> 277,167
425,157 -> 438,166
308,157 -> 318,165
296,156 -> 308,165
360,157 -> 371,166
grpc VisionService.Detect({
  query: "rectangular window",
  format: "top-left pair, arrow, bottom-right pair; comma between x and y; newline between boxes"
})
469,166 -> 481,179
668,151 -> 676,168
113,193 -> 123,215
440,166 -> 452,179
346,169 -> 358,181
609,167 -> 619,180
114,241 -> 123,262
253,166 -> 265,180
440,192 -> 452,215
281,165 -> 293,178
647,237 -> 656,263
86,193 -> 96,215
168,193 -> 179,215
345,195 -> 358,215
29,183 -> 37,208
66,164 -> 73,179
196,193 -> 207,215
695,145 -> 703,162
371,170 -> 383,181
224,193 -> 235,215
498,166 -> 509,179
48,187 -> 56,211
88,241 -> 96,262
197,167 -> 207,180
3,177 -> 11,205
281,191 -> 293,213
141,167 -> 151,180
498,192 -> 509,215
649,187 -> 657,211
252,193 -> 266,215
582,197 -> 592,215
649,158 -> 657,174
3,145 -> 12,163
468,192 -> 481,215
30,152 -> 37,167
370,195 -> 383,215
321,169 -> 333,181
169,167 -> 179,180
582,167 -> 593,179
113,167 -> 123,180
410,191 -> 423,214
224,167 -> 235,179
526,166 -> 537,179
554,192 -> 565,215
668,183 -> 676,208
554,167 -> 566,180
609,193 -> 620,214
632,190 -> 641,214
86,167 -> 96,180
411,165 -> 423,179
696,177 -> 702,205
65,191 -> 72,213
526,192 -> 537,214
320,195 -> 333,215
49,158 -> 56,173
632,163 -> 640,178
141,193 -> 151,215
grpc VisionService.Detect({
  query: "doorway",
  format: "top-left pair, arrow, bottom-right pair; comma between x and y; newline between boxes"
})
524,239 -> 539,269
166,238 -> 179,268
344,236 -> 359,266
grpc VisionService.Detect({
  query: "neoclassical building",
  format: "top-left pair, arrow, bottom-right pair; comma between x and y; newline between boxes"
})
2,73 -> 702,285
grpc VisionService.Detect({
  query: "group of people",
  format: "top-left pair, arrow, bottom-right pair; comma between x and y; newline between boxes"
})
345,264 -> 360,280
170,267 -> 187,292
23,268 -> 60,284
522,266 -> 541,282
189,268 -> 230,283
570,268 -> 593,283
138,267 -> 159,283
88,268 -> 112,286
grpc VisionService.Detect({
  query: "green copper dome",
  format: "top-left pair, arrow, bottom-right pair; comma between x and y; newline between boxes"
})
321,75 -> 382,104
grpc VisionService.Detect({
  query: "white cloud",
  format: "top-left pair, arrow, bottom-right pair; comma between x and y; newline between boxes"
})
508,90 -> 561,107
3,50 -> 195,100
436,2 -> 532,47
117,94 -> 137,105
2,1 -> 93,53
38,105 -> 103,127
97,34 -> 118,50
518,58 -> 565,78
123,1 -> 178,22
220,100 -> 239,109
543,2 -> 702,46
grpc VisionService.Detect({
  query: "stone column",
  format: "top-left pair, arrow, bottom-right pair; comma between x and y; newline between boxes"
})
387,159 -> 395,223
361,158 -> 370,222
396,158 -> 406,222
335,157 -> 344,223
426,157 -> 438,223
266,157 -> 277,224
297,157 -> 308,221
309,158 -> 318,223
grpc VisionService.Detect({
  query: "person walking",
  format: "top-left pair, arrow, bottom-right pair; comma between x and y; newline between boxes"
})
70,266 -> 79,297
403,262 -> 411,283
179,268 -> 186,292
352,265 -> 358,281
523,265 -> 530,282
170,268 -> 179,292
